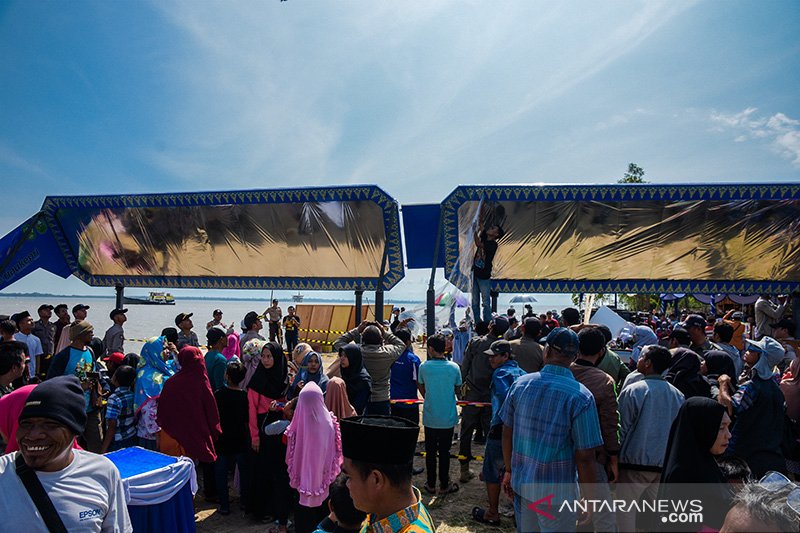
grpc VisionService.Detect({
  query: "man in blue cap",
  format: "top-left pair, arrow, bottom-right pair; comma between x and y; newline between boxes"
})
500,327 -> 603,533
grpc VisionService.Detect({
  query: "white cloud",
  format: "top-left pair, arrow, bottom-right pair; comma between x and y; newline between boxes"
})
141,0 -> 697,199
711,108 -> 800,166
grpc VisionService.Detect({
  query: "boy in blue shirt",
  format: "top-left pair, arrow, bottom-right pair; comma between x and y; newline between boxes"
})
418,333 -> 462,495
390,329 -> 421,425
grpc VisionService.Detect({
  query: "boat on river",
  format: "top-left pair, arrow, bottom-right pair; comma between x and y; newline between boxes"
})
122,291 -> 176,305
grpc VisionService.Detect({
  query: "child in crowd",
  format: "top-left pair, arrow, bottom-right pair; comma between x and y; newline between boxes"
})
101,365 -> 137,453
313,473 -> 367,533
213,361 -> 250,515
418,333 -> 462,495
285,381 -> 342,533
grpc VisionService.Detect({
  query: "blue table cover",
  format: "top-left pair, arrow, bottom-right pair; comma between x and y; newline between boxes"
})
106,447 -> 197,533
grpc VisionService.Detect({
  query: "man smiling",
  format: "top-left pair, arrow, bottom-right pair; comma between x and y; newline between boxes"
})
0,375 -> 131,531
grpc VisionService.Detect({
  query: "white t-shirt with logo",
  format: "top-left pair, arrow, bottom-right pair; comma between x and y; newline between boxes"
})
0,449 -> 132,532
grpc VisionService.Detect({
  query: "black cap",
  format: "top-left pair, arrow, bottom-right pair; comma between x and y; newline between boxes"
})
669,327 -> 692,346
19,375 -> 87,435
11,311 -> 30,325
340,416 -> 419,464
37,304 -> 54,312
213,309 -> 223,315
161,327 -> 178,343
680,314 -> 707,330
174,312 -> 193,326
484,339 -> 512,355
206,327 -> 227,346
244,311 -> 260,330
54,304 -> 68,313
109,308 -> 128,320
72,304 -> 90,313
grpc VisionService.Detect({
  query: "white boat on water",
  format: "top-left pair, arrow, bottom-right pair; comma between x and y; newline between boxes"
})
123,291 -> 176,305
292,292 -> 304,303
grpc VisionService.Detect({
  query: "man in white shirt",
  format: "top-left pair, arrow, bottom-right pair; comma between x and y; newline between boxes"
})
12,311 -> 43,380
0,375 -> 132,532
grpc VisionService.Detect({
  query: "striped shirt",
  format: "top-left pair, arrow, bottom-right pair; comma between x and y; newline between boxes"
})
360,487 -> 435,533
106,386 -> 136,442
500,364 -> 602,497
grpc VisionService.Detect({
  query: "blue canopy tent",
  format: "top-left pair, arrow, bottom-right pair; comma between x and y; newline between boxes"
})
403,183 -> 800,333
0,185 -> 404,322
4,183 -> 800,331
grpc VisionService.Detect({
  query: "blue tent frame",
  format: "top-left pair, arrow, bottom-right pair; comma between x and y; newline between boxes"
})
440,183 -> 800,294
3,185 -> 405,291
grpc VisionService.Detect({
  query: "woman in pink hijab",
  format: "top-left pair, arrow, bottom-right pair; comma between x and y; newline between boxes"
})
0,385 -> 81,453
285,381 -> 342,533
222,333 -> 240,361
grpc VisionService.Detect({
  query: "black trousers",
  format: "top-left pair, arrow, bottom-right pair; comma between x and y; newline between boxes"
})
458,403 -> 491,464
269,321 -> 280,342
294,502 -> 329,533
391,404 -> 420,427
285,330 -> 299,354
424,426 -> 454,488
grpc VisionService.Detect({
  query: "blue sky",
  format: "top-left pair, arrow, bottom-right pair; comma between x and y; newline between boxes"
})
1,0 -> 799,304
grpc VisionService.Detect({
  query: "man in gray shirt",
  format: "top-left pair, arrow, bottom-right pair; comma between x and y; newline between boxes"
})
333,320 -> 405,416
754,294 -> 789,339
32,304 -> 55,377
0,375 -> 131,532
102,309 -> 128,356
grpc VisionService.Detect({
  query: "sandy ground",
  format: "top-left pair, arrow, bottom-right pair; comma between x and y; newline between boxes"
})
195,349 -> 513,532
195,440 -> 513,533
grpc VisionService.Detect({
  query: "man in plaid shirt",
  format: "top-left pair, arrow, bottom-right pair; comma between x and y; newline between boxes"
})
501,327 -> 603,533
101,365 -> 137,453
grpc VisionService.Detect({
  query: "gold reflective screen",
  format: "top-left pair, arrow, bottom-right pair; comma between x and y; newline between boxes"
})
457,199 -> 800,281
73,201 -> 387,278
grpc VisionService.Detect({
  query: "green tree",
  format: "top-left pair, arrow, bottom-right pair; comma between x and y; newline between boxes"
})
619,163 -> 647,183
570,293 -> 612,307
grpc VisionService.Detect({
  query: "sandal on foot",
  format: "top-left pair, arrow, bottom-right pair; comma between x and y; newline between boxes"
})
423,483 -> 437,495
472,506 -> 501,526
438,482 -> 459,495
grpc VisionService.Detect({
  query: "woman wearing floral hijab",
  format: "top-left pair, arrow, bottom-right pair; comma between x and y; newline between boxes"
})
134,336 -> 175,450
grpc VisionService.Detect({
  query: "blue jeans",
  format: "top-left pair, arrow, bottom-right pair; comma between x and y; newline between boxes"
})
472,275 -> 492,323
214,452 -> 248,511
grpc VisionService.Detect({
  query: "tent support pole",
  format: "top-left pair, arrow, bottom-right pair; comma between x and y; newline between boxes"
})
426,210 -> 444,337
491,290 -> 498,314
355,287 -> 364,325
375,248 -> 388,324
115,284 -> 124,310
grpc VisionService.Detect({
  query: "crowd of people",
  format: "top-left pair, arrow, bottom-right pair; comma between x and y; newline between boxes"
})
0,294 -> 799,532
